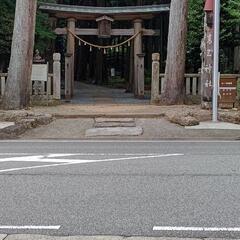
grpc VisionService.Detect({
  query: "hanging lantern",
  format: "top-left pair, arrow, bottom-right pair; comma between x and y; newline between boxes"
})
128,41 -> 131,47
90,46 -> 92,52
78,40 -> 81,46
104,49 -> 107,54
116,47 -> 119,52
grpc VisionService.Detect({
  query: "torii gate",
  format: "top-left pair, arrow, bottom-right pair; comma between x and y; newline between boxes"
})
39,3 -> 170,99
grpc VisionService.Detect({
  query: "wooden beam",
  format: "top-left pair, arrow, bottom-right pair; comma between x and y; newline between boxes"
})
65,18 -> 75,99
54,13 -> 155,21
133,19 -> 143,97
143,29 -> 160,36
54,28 -> 160,36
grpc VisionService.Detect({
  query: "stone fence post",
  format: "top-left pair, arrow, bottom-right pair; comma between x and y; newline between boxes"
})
137,53 -> 145,98
53,53 -> 61,100
151,53 -> 160,104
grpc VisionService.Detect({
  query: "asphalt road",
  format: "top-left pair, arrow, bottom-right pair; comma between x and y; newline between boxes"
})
0,140 -> 240,238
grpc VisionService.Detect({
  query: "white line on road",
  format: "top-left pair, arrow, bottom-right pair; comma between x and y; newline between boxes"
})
0,140 -> 238,143
0,153 -> 29,156
0,155 -> 72,163
0,162 -> 76,173
0,153 -> 174,159
153,226 -> 240,232
0,225 -> 61,230
0,153 -> 183,173
45,153 -> 159,157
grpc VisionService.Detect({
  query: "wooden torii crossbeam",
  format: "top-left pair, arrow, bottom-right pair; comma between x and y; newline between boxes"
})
39,3 -> 170,20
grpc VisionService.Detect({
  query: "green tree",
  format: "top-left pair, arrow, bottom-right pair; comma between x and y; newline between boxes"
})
35,0 -> 56,53
187,0 -> 204,72
0,0 -> 56,70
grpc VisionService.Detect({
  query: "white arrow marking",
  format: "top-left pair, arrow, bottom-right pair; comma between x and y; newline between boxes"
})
0,153 -> 184,173
0,155 -> 71,163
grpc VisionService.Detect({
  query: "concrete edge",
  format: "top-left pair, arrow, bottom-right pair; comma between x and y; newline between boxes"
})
0,234 -> 7,240
185,121 -> 240,130
54,114 -> 166,119
3,235 -> 238,240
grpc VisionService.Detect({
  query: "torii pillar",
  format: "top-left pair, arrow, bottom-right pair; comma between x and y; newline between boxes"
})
133,19 -> 144,98
65,18 -> 76,99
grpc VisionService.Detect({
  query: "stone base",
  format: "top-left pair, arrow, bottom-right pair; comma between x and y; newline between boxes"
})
0,122 -> 15,130
0,110 -> 54,139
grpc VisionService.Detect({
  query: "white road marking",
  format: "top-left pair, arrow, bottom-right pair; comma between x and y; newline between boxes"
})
44,153 -> 159,157
0,162 -> 76,173
0,153 -> 183,173
153,226 -> 240,232
0,225 -> 61,230
0,153 -> 29,156
0,140 -> 238,143
0,153 -> 177,158
0,155 -> 72,163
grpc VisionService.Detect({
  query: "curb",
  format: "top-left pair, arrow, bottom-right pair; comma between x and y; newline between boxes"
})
1,236 -> 237,240
54,114 -> 166,119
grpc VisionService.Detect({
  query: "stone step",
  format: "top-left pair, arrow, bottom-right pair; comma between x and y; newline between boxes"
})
95,118 -> 135,123
94,121 -> 136,128
86,127 -> 143,137
94,117 -> 136,128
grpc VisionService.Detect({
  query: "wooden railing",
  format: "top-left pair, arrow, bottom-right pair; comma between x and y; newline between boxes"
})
159,73 -> 201,95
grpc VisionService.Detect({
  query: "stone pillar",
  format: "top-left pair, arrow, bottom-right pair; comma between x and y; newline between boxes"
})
133,19 -> 143,97
53,53 -> 61,100
137,53 -> 145,98
65,54 -> 72,100
201,12 -> 213,109
151,53 -> 160,104
66,18 -> 76,99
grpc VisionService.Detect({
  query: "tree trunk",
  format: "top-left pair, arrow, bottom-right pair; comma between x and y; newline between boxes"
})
160,0 -> 188,105
234,26 -> 240,73
3,0 -> 37,110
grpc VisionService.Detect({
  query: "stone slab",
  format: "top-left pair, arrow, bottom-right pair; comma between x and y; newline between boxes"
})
0,234 -> 7,240
0,122 -> 15,130
86,127 -> 143,137
95,118 -> 135,123
185,121 -> 240,130
94,121 -> 136,128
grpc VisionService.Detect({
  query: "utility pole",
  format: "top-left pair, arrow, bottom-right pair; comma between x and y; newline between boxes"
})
212,0 -> 220,122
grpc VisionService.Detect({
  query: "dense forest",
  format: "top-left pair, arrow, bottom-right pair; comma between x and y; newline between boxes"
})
0,0 -> 239,73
